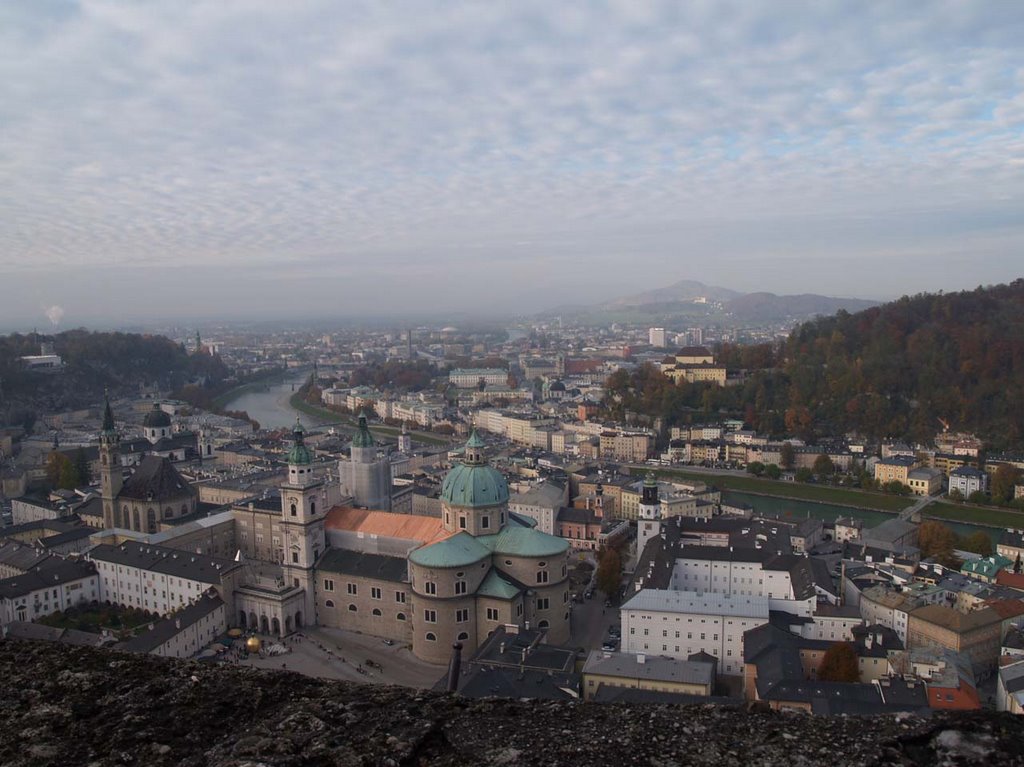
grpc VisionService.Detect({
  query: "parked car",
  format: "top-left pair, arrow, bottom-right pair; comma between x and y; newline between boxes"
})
608,625 -> 621,638
601,638 -> 619,651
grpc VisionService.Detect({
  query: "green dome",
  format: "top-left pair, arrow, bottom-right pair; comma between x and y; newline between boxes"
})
351,411 -> 375,449
286,419 -> 313,465
440,462 -> 509,508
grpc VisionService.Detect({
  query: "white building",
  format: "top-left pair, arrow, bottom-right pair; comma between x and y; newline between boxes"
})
949,466 -> 988,497
118,593 -> 227,659
621,588 -> 769,675
0,559 -> 99,628
648,328 -> 667,348
508,481 -> 568,536
448,369 -> 508,388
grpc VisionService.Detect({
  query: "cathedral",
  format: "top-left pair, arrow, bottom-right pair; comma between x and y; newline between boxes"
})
96,403 -> 571,664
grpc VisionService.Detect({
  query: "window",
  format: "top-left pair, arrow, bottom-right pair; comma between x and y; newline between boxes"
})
348,604 -> 357,612
537,598 -> 549,610
459,516 -> 467,530
481,516 -> 490,529
457,631 -> 469,641
445,513 -> 450,525
397,612 -> 406,621
395,591 -> 406,603
455,581 -> 467,595
372,608 -> 382,616
291,552 -> 299,563
347,583 -> 357,595
290,503 -> 297,517
371,587 -> 382,600
424,582 -> 436,595
425,632 -> 436,641
538,620 -> 549,629
323,579 -> 334,592
325,599 -> 335,608
456,609 -> 469,623
536,571 -> 548,584
486,607 -> 499,621
424,610 -> 437,623
310,501 -> 316,515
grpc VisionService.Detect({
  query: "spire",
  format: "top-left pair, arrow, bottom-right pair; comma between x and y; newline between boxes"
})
351,410 -> 375,449
286,418 -> 312,466
463,429 -> 485,465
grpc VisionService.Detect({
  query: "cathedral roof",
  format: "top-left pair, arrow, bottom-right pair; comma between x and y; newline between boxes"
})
408,531 -> 491,569
440,462 -> 509,508
479,525 -> 569,559
143,405 -> 172,429
118,455 -> 196,502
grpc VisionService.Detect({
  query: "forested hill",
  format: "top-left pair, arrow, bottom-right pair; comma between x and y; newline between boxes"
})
606,280 -> 1024,449
0,330 -> 228,428
781,280 -> 1024,446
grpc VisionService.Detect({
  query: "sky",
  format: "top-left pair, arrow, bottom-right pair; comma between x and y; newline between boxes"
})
1,1 -> 1022,329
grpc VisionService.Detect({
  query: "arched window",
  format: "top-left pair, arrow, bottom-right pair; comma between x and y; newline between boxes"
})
372,608 -> 382,616
120,506 -> 129,527
290,503 -> 297,517
396,613 -> 406,621
325,600 -> 335,608
163,507 -> 172,519
538,620 -> 549,629
310,501 -> 316,515
425,632 -> 436,642
147,508 -> 157,533
348,604 -> 357,612
133,509 -> 141,531
457,632 -> 469,641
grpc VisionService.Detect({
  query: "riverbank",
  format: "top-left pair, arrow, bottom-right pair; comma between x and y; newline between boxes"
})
923,501 -> 1024,530
288,391 -> 452,446
652,467 -> 913,513
211,371 -> 288,410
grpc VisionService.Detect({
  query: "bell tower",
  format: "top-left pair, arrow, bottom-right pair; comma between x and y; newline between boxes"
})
99,396 -> 122,529
637,472 -> 662,553
280,419 -> 325,623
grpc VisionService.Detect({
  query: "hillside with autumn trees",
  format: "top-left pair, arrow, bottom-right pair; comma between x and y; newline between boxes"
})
605,280 -> 1024,449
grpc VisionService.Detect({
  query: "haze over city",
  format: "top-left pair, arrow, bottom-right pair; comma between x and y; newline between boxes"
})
2,2 -> 1023,329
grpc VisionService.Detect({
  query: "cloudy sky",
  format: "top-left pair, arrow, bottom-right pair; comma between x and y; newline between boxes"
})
1,1 -> 1022,329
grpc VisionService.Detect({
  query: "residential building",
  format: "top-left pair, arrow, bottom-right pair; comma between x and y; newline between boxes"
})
949,467 -> 989,497
582,649 -> 716,701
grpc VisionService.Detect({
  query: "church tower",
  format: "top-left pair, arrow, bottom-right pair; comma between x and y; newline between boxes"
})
280,419 -> 326,624
637,472 -> 662,553
342,411 -> 391,510
99,396 -> 122,529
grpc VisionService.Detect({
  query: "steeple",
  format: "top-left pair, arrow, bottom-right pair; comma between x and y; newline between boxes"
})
99,395 -> 122,528
463,429 -> 486,466
351,411 -> 375,449
101,394 -> 117,443
195,330 -> 202,354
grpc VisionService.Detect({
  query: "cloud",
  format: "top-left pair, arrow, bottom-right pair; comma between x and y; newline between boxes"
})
0,1 -> 1022,323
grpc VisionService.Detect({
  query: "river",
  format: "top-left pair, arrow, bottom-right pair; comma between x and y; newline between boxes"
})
222,371 -> 334,430
723,490 -> 997,544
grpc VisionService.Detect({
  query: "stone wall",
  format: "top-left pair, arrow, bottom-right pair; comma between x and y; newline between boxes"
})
0,640 -> 1023,766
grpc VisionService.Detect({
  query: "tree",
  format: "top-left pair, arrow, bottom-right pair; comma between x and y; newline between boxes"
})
818,642 -> 859,683
780,443 -> 795,471
765,464 -> 782,480
918,520 -> 959,567
812,454 -> 835,477
73,447 -> 91,485
967,490 -> 989,505
991,465 -> 1022,506
947,488 -> 964,502
595,547 -> 622,597
747,461 -> 765,477
45,452 -> 76,489
960,531 -> 993,557
795,467 -> 813,483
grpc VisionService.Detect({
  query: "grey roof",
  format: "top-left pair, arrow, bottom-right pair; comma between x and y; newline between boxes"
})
622,588 -> 769,619
454,665 -> 579,701
0,559 -> 96,599
4,621 -> 107,647
119,455 -> 197,502
583,650 -> 715,687
89,541 -> 239,584
591,686 -> 733,705
317,548 -> 408,583
117,593 -> 224,654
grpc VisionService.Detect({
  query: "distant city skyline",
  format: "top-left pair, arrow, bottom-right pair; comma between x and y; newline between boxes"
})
2,2 -> 1022,328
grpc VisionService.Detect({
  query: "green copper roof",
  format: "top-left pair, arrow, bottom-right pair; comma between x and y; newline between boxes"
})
286,418 -> 313,465
476,569 -> 523,600
479,526 -> 569,558
409,531 -> 491,568
351,411 -> 375,449
440,462 -> 509,508
465,429 -> 485,449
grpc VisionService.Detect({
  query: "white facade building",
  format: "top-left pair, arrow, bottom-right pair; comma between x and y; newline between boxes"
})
621,588 -> 769,675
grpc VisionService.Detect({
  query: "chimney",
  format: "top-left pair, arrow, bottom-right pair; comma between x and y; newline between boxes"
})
175,618 -> 181,629
637,653 -> 646,664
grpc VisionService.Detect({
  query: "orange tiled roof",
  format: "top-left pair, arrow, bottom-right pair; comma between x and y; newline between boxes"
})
325,506 -> 450,546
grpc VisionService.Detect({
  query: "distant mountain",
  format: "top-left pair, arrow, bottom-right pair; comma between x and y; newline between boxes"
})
606,279 -> 741,307
726,292 -> 879,323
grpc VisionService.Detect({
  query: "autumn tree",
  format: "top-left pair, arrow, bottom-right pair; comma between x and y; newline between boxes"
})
812,454 -> 835,477
918,520 -> 959,567
818,642 -> 860,683
991,465 -> 1022,506
765,464 -> 782,480
73,447 -> 91,485
595,547 -> 623,598
747,461 -> 765,477
959,531 -> 993,557
780,443 -> 795,471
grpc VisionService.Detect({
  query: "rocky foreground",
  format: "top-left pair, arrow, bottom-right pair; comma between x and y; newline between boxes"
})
1,640 -> 1023,766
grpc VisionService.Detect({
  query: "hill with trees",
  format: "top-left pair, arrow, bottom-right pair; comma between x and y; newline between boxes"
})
604,280 -> 1024,449
0,330 -> 229,429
